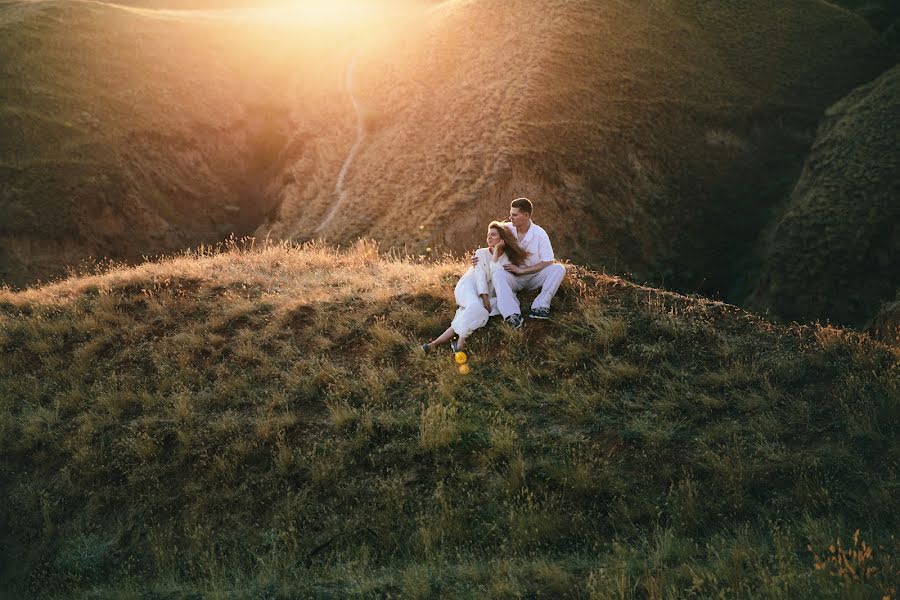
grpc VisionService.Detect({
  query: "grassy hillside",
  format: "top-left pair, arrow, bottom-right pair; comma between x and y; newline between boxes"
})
830,0 -> 900,55
748,64 -> 900,329
3,0 -> 895,326
0,0 -> 362,286
261,0 -> 891,301
1,242 -> 897,598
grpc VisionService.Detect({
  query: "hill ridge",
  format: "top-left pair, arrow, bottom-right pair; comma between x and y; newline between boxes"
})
261,0 -> 890,302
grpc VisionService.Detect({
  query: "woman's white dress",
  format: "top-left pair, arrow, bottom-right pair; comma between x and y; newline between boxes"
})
451,247 -> 509,339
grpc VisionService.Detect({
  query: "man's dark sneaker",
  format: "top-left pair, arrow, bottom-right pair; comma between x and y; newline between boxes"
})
504,314 -> 523,329
450,339 -> 460,353
529,307 -> 550,320
420,343 -> 432,354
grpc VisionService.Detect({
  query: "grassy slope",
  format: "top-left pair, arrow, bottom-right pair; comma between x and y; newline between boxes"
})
0,244 -> 897,598
263,0 -> 890,299
3,0 -> 894,324
0,0 -> 352,286
830,0 -> 900,45
748,64 -> 900,329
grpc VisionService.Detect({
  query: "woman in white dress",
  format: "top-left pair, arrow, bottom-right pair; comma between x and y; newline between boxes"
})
421,221 -> 530,353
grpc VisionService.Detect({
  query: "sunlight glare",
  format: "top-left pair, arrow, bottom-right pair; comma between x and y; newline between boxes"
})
246,0 -> 385,27
115,0 -> 393,28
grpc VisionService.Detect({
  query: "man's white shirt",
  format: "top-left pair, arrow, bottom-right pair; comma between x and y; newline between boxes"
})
505,221 -> 554,268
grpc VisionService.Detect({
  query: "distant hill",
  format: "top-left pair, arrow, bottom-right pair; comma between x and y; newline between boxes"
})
260,0 -> 891,300
748,63 -> 900,329
0,0 -> 358,286
1,0 -> 895,331
831,0 -> 900,55
0,243 -> 897,596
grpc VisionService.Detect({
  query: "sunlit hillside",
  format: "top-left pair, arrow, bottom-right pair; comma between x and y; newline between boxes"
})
2,0 -> 896,326
3,1 -> 898,597
260,0 -> 890,299
0,242 -> 897,597
748,63 -> 900,330
0,0 -> 417,286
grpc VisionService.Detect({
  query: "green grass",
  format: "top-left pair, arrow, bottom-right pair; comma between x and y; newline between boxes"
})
749,64 -> 900,328
1,241 -> 897,598
830,0 -> 900,40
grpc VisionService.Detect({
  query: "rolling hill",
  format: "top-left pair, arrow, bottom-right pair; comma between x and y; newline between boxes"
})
0,243 -> 897,597
0,0 -> 364,286
1,0 -> 896,328
3,2 -> 898,597
259,0 -> 891,301
748,63 -> 900,330
831,0 -> 900,55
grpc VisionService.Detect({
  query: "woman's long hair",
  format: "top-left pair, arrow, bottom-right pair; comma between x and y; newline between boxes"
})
489,221 -> 530,266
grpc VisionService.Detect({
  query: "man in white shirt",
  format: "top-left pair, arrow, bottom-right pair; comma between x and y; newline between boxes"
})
475,197 -> 566,328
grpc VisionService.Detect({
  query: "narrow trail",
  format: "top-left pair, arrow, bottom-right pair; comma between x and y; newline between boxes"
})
317,55 -> 364,233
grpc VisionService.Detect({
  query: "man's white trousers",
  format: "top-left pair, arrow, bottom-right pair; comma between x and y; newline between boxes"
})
491,263 -> 566,318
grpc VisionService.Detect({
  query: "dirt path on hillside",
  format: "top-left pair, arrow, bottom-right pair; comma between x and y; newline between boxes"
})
316,55 -> 363,234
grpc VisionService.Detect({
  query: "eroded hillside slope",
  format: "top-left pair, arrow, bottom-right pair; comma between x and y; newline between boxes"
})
261,0 -> 890,299
2,0 -> 895,334
749,63 -> 900,329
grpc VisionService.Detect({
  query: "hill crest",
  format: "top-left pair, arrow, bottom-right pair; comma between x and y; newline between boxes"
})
1,242 -> 897,597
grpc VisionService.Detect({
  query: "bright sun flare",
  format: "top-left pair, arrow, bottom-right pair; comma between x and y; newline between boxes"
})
240,0 -> 384,27
118,0 -> 391,28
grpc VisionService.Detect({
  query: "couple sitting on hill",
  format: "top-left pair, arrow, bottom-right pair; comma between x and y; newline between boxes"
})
421,197 -> 566,354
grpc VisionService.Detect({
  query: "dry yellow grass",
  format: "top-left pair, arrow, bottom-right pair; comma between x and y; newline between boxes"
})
1,237 -> 455,311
